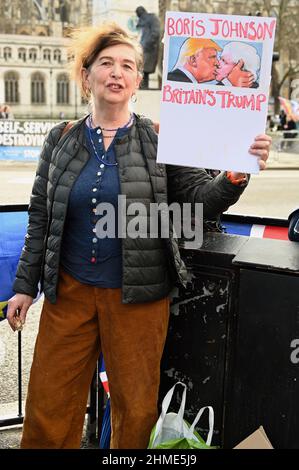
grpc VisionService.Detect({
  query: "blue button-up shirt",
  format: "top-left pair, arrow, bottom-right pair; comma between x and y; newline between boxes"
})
60,123 -> 128,287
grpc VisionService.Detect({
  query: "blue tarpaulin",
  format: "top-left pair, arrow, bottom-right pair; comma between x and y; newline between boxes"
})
0,211 -> 28,319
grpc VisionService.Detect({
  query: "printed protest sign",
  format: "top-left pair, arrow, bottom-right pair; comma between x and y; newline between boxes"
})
0,120 -> 59,161
157,12 -> 276,173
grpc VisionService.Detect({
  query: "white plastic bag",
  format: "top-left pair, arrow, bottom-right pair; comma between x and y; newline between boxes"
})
148,381 -> 215,449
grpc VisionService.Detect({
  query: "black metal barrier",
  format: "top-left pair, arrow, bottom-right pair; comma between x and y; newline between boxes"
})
222,212 -> 289,228
160,232 -> 299,449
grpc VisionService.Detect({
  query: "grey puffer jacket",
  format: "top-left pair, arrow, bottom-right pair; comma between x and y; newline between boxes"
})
13,115 -> 247,304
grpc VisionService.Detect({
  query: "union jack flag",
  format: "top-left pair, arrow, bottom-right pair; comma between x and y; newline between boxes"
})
223,221 -> 288,240
99,355 -> 110,449
99,355 -> 110,396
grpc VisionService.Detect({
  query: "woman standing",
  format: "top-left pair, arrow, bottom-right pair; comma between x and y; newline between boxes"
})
7,23 -> 271,449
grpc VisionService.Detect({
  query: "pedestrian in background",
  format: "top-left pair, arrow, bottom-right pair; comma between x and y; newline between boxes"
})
278,109 -> 286,130
282,116 -> 298,150
0,105 -> 12,119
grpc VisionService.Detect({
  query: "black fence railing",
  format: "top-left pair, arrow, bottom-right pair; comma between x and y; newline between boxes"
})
269,130 -> 299,154
0,332 -> 23,428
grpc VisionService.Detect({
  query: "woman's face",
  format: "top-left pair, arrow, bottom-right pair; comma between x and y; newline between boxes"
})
83,44 -> 142,106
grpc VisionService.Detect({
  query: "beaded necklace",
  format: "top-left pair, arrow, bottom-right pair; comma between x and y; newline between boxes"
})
87,114 -> 133,167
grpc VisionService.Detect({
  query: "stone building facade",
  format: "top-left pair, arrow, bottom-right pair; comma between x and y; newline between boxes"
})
0,0 -> 160,118
0,0 -> 92,119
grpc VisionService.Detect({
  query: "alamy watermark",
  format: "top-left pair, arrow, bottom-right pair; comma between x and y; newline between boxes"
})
94,195 -> 203,249
290,339 -> 299,364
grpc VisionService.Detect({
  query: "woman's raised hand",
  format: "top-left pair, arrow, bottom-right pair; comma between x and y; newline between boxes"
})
248,133 -> 272,171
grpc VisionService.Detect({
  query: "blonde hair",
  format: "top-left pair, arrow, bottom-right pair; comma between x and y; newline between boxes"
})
68,23 -> 143,99
175,38 -> 222,68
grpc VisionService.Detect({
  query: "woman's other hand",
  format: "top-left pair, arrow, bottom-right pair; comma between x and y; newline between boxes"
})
7,294 -> 33,332
227,134 -> 272,183
249,133 -> 272,171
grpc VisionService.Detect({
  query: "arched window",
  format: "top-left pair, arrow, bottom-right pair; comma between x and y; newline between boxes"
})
56,73 -> 69,104
4,47 -> 12,60
43,48 -> 51,61
53,49 -> 61,62
4,71 -> 19,103
31,72 -> 45,104
29,48 -> 37,61
18,48 -> 26,62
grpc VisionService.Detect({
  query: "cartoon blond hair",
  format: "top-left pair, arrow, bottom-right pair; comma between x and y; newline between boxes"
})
174,38 -> 222,69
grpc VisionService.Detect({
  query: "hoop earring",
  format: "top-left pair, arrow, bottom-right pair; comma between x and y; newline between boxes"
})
131,93 -> 137,103
83,85 -> 89,96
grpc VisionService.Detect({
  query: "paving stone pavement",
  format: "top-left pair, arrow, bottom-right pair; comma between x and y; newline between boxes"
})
0,299 -> 100,450
0,419 -> 99,449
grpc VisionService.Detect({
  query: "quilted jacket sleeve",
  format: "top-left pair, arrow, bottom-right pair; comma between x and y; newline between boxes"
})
13,123 -> 66,297
166,165 -> 248,220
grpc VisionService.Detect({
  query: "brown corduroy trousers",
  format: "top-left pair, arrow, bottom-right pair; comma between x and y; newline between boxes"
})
20,268 -> 170,449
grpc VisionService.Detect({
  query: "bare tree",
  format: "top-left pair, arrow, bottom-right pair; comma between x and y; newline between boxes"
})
159,0 -> 299,112
251,0 -> 299,112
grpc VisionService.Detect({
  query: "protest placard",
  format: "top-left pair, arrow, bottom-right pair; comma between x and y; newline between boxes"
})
157,11 -> 276,173
0,120 -> 59,161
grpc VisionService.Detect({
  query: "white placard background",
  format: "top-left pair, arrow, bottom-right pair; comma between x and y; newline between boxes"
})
157,11 -> 276,174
